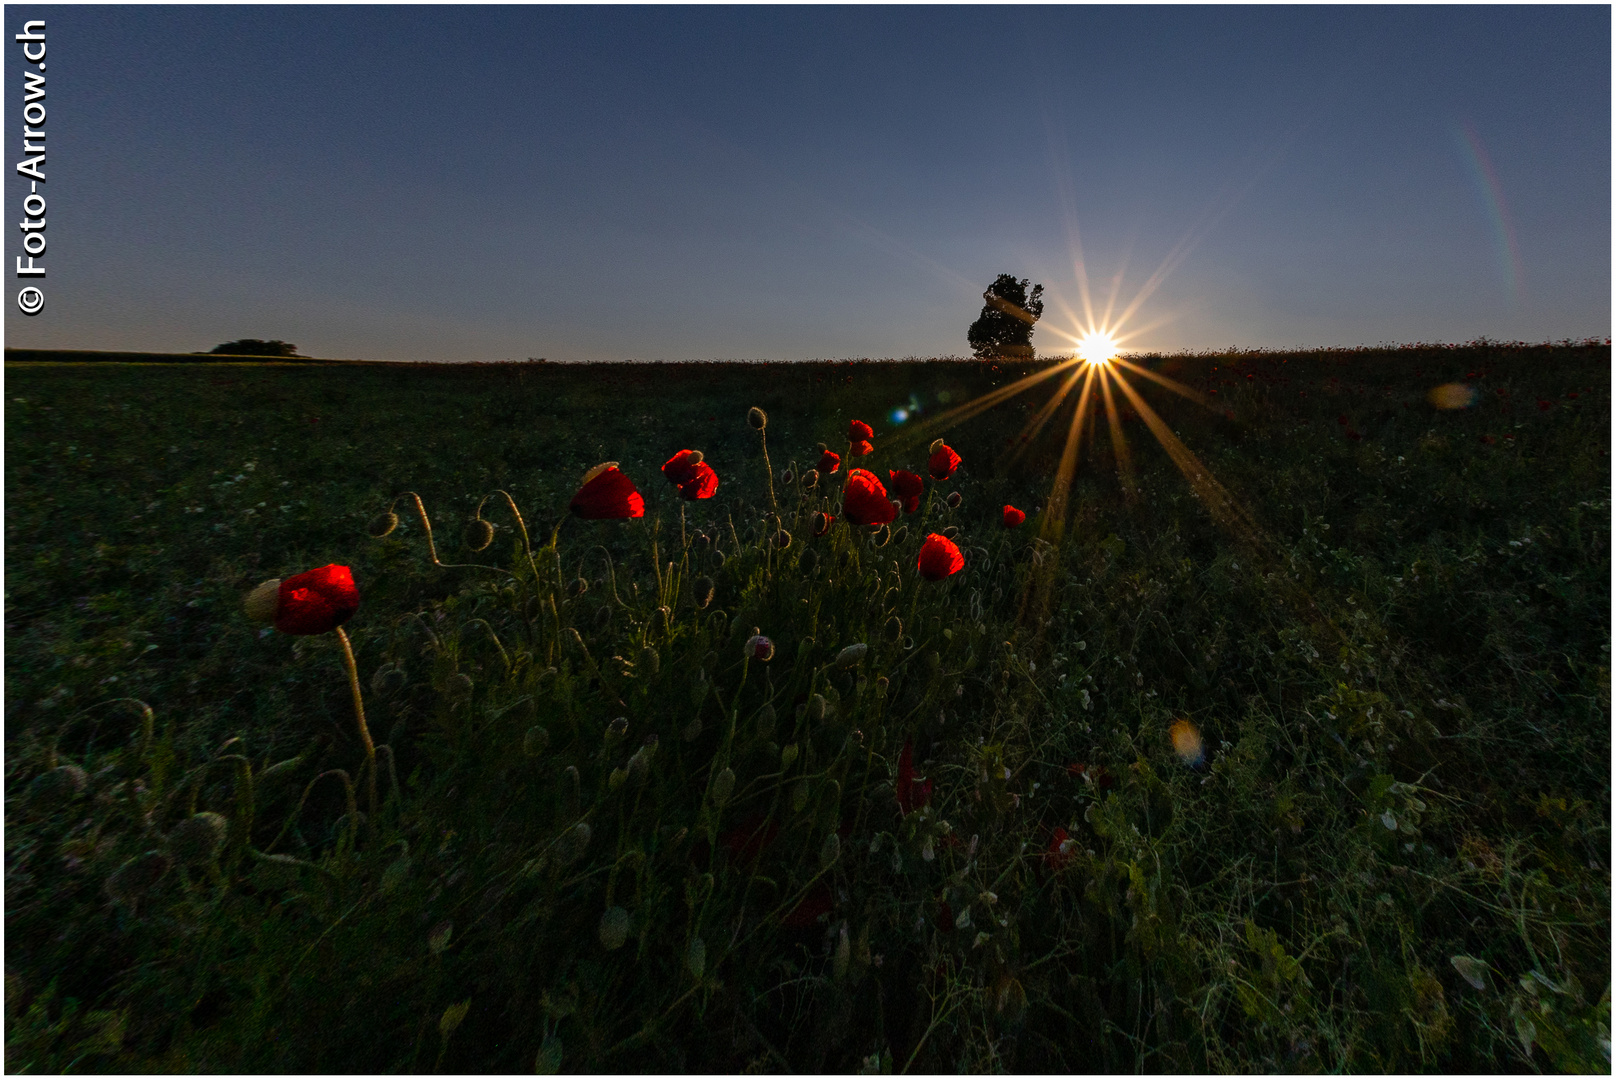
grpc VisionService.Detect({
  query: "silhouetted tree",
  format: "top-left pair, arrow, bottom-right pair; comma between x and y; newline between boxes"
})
967,274 -> 1044,359
208,339 -> 302,357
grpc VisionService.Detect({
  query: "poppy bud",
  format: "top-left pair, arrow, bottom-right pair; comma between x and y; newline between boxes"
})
781,469 -> 794,485
812,512 -> 833,537
774,529 -> 792,550
368,512 -> 399,538
606,716 -> 629,743
599,906 -> 632,950
943,525 -> 960,539
371,663 -> 407,696
807,693 -> 828,724
168,811 -> 229,865
748,407 -> 768,430
792,778 -> 812,813
711,767 -> 735,808
428,920 -> 453,954
929,438 -> 946,455
692,577 -> 715,609
104,850 -> 172,906
820,831 -> 841,870
872,524 -> 891,547
446,672 -> 474,699
25,765 -> 88,813
876,676 -> 889,693
562,766 -> 582,817
892,525 -> 908,546
757,703 -> 777,739
464,518 -> 495,551
802,468 -> 820,490
834,922 -> 851,981
687,450 -> 705,465
687,936 -> 707,980
712,549 -> 726,567
781,743 -> 799,770
835,643 -> 868,669
243,579 -> 283,624
799,548 -> 818,573
683,715 -> 703,742
746,634 -> 775,662
523,725 -> 550,757
884,616 -> 903,642
555,821 -> 590,866
1001,506 -> 1026,529
639,645 -> 661,678
946,491 -> 962,509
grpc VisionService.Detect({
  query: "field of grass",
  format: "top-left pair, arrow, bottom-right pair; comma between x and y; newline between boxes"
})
4,343 -> 1609,1072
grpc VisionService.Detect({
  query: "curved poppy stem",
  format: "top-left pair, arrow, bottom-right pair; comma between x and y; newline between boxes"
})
392,491 -> 518,579
333,627 -> 378,834
759,429 -> 778,516
478,489 -> 540,586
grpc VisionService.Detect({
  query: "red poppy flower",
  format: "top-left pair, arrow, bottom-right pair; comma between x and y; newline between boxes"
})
1480,434 -> 1496,446
275,564 -> 360,635
1045,827 -> 1074,871
927,443 -> 961,481
888,469 -> 925,514
570,463 -> 645,519
1002,505 -> 1026,528
782,881 -> 833,928
817,449 -> 842,475
917,533 -> 964,582
661,450 -> 718,500
843,469 -> 898,525
811,511 -> 833,537
1537,399 -> 1552,411
848,419 -> 874,443
896,740 -> 933,816
849,439 -> 874,457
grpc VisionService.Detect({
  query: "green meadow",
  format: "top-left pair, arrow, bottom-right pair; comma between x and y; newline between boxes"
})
4,343 -> 1609,1072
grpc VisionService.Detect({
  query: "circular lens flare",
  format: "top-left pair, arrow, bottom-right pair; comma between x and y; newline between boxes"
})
1077,333 -> 1118,366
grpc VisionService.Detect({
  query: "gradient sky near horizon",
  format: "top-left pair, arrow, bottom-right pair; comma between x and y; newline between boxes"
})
5,5 -> 1609,361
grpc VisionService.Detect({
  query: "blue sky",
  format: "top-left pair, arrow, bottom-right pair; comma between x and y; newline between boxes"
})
5,5 -> 1609,361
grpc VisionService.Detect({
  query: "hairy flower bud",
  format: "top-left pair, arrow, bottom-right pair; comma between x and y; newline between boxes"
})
26,765 -> 88,813
243,578 -> 283,624
711,767 -> 735,808
523,725 -> 551,757
463,518 -> 495,552
747,407 -> 768,430
368,512 -> 399,538
835,643 -> 868,669
746,633 -> 775,662
555,821 -> 591,867
757,703 -> 777,740
599,906 -> 632,950
820,831 -> 841,870
693,576 -> 715,609
168,811 -> 229,865
946,491 -> 962,509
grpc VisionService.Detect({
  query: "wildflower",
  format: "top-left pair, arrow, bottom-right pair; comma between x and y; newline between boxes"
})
662,450 -> 719,500
843,469 -> 898,525
888,469 -> 925,514
245,564 -> 360,635
817,448 -> 842,475
928,442 -> 961,481
1336,415 -> 1349,426
917,533 -> 964,581
1537,399 -> 1552,411
946,491 -> 962,509
1002,505 -> 1026,528
746,633 -> 775,662
1480,434 -> 1496,446
570,463 -> 645,519
1045,827 -> 1075,871
848,419 -> 874,445
896,740 -> 933,816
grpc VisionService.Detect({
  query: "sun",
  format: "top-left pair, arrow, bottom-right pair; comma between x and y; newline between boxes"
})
1077,332 -> 1118,366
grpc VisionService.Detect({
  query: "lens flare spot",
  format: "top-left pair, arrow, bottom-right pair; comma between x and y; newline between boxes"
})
1428,383 -> 1478,409
890,408 -> 909,424
1169,718 -> 1204,766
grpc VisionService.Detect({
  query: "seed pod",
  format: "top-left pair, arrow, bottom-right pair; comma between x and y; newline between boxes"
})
555,820 -> 591,866
711,767 -> 735,808
693,577 -> 715,609
687,935 -> 707,980
242,579 -> 282,624
463,518 -> 495,552
599,906 -> 632,950
26,765 -> 88,813
625,744 -> 651,787
561,766 -> 582,818
682,715 -> 703,742
835,643 -> 868,669
368,512 -> 399,538
781,743 -> 799,770
808,694 -> 827,723
638,645 -> 661,678
802,469 -> 820,490
104,850 -> 172,905
819,831 -> 840,870
571,577 -> 589,598
521,725 -> 550,758
380,854 -> 412,895
168,811 -> 229,865
756,703 -> 777,740
593,605 -> 612,630
747,407 -> 768,430
884,615 -> 903,642
946,491 -> 962,509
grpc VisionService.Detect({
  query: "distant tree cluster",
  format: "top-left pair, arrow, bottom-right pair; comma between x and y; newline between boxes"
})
967,274 -> 1044,359
208,339 -> 302,357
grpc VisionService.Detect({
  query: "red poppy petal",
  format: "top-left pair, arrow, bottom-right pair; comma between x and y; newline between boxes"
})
842,469 -> 897,525
849,419 -> 874,442
678,461 -> 718,500
818,450 -> 842,475
571,467 -> 645,519
927,444 -> 961,481
1002,505 -> 1026,528
275,564 -> 359,635
917,534 -> 964,581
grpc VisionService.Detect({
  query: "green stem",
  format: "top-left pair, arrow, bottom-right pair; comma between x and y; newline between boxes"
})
334,627 -> 377,834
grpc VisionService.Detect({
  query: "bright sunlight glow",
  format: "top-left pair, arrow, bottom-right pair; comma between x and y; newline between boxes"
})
1077,333 -> 1118,366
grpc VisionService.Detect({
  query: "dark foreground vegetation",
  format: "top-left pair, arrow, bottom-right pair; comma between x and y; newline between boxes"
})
5,343 -> 1609,1072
